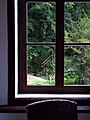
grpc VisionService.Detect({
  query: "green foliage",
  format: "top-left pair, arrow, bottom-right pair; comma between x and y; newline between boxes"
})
27,46 -> 55,74
28,2 -> 56,42
27,2 -> 90,85
64,71 -> 77,84
64,2 -> 90,85
64,2 -> 90,42
64,46 -> 90,84
31,79 -> 55,85
27,2 -> 56,85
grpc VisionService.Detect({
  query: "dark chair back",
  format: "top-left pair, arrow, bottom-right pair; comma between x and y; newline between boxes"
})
26,99 -> 77,120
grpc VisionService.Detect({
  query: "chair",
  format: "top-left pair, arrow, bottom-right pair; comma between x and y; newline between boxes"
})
26,99 -> 77,120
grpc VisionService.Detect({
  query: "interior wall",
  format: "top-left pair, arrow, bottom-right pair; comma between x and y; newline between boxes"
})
0,113 -> 27,120
0,0 -> 8,105
78,113 -> 90,120
0,0 -> 90,120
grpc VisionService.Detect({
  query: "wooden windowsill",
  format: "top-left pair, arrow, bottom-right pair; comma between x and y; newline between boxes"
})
0,105 -> 26,113
0,105 -> 90,113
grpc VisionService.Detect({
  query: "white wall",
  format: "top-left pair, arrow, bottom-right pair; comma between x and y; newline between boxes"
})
0,0 -> 8,105
78,113 -> 90,120
0,0 -> 27,119
0,113 -> 27,120
0,0 -> 90,119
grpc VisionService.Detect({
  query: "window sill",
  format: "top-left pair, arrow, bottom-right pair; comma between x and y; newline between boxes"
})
0,105 -> 90,113
0,105 -> 26,113
15,94 -> 90,99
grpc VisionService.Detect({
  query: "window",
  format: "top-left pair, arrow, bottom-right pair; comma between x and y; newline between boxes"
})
64,2 -> 90,86
26,2 -> 56,86
8,0 -> 90,105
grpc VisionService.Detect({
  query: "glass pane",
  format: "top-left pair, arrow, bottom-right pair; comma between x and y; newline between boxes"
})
26,2 -> 56,42
64,2 -> 90,43
27,46 -> 55,86
64,46 -> 90,85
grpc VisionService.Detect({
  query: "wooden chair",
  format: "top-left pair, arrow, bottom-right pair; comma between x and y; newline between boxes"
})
26,99 -> 77,120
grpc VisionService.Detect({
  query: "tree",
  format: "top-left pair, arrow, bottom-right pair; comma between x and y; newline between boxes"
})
64,2 -> 90,85
27,2 -> 56,80
28,2 -> 56,42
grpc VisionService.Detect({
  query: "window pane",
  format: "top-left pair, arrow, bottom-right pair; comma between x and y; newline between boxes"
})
26,2 -> 56,42
64,46 -> 90,85
64,2 -> 90,43
27,46 -> 55,86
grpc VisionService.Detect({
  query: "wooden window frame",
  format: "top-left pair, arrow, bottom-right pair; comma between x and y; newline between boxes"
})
8,0 -> 90,105
18,0 -> 63,94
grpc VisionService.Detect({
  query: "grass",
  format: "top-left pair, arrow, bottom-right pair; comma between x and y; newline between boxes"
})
27,74 -> 55,86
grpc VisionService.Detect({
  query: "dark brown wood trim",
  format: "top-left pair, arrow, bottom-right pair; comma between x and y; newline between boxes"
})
0,105 -> 90,113
18,0 -> 63,94
8,0 -> 15,105
56,0 -> 64,88
18,0 -> 27,93
0,105 -> 26,113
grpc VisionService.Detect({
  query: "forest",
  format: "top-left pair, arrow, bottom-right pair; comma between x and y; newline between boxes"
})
27,2 -> 90,85
27,2 -> 56,85
64,2 -> 90,85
